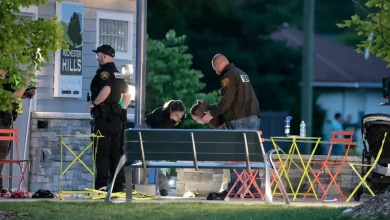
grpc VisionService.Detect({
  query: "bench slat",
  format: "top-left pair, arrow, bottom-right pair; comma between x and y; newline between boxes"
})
131,161 -> 274,169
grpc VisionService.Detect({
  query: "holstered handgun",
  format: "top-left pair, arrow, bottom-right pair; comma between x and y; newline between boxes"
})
99,103 -> 110,119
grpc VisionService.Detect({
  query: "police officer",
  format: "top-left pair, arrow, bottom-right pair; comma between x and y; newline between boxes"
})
89,45 -> 131,192
0,69 -> 33,193
201,54 -> 261,197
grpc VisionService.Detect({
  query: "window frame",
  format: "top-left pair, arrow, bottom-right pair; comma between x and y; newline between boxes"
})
96,11 -> 134,61
15,6 -> 38,20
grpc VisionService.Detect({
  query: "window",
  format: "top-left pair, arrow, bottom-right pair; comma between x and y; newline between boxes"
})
15,14 -> 34,21
96,11 -> 133,60
15,6 -> 38,21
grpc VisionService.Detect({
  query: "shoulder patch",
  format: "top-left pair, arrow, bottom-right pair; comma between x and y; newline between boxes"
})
221,78 -> 230,88
100,71 -> 109,80
240,75 -> 250,83
114,72 -> 124,79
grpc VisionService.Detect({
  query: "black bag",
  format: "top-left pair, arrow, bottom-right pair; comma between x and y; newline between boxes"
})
32,189 -> 56,198
206,192 -> 225,200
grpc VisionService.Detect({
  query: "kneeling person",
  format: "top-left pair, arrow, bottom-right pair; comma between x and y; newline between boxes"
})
145,100 -> 186,196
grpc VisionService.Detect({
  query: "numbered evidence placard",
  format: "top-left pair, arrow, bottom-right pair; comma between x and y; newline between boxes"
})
54,2 -> 84,98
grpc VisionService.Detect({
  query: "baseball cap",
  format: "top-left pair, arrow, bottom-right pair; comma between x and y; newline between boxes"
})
92,44 -> 115,58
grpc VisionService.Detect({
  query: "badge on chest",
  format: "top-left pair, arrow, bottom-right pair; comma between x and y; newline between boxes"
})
221,78 -> 229,89
100,71 -> 109,80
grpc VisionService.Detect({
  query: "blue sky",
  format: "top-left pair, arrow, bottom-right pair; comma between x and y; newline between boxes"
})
62,2 -> 83,30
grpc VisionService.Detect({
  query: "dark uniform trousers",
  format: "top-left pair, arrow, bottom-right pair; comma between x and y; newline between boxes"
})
0,113 -> 13,190
93,113 -> 125,191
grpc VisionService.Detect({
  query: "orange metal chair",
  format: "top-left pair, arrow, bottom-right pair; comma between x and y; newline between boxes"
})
226,168 -> 264,199
303,130 -> 354,201
225,131 -> 265,199
0,129 -> 29,198
226,131 -> 285,200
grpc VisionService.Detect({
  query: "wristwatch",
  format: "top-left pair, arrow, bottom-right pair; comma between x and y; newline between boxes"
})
92,101 -> 98,107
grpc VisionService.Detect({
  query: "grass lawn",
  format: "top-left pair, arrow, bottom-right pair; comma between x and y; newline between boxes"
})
0,201 -> 388,220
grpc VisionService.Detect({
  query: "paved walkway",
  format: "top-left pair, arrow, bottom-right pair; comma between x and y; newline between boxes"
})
0,195 -> 363,207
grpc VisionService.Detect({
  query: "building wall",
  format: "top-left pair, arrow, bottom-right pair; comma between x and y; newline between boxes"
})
0,0 -> 137,192
36,0 -> 136,113
316,88 -> 387,124
317,88 -> 386,151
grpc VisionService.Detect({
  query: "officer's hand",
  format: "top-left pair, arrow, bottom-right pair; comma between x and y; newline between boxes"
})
202,111 -> 213,124
87,101 -> 95,109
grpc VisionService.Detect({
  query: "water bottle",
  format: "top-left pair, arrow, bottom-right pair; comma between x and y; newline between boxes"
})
285,116 -> 292,136
300,121 -> 306,137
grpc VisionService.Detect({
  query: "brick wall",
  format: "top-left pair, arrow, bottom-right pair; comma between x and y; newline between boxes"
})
29,112 -> 94,192
176,155 -> 363,198
29,112 -> 135,193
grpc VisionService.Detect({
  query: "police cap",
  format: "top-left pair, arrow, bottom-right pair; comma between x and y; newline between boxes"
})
92,44 -> 115,58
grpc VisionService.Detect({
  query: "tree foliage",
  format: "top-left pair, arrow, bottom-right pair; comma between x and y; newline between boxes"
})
146,30 -> 219,128
338,0 -> 390,65
0,0 -> 66,111
147,0 -> 302,111
67,12 -> 82,47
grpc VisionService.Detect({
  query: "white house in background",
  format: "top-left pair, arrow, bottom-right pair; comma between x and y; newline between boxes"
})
271,27 -> 390,146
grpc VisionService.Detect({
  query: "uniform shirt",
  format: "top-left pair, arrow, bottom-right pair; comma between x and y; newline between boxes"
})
90,62 -> 129,103
145,107 -> 184,128
2,75 -> 16,93
210,63 -> 260,121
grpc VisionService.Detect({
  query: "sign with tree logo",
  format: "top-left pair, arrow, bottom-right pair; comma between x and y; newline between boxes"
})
54,2 -> 84,98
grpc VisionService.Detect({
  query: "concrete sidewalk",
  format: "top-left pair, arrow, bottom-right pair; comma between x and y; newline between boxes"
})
0,196 -> 362,208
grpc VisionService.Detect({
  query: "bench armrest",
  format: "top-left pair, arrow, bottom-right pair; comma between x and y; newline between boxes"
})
267,148 -> 282,170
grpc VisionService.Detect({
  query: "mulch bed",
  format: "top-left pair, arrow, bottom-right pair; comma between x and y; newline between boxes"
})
340,194 -> 390,219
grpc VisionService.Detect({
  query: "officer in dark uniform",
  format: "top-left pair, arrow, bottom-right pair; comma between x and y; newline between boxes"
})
201,54 -> 261,197
89,45 -> 131,192
0,69 -> 33,193
202,54 -> 260,125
